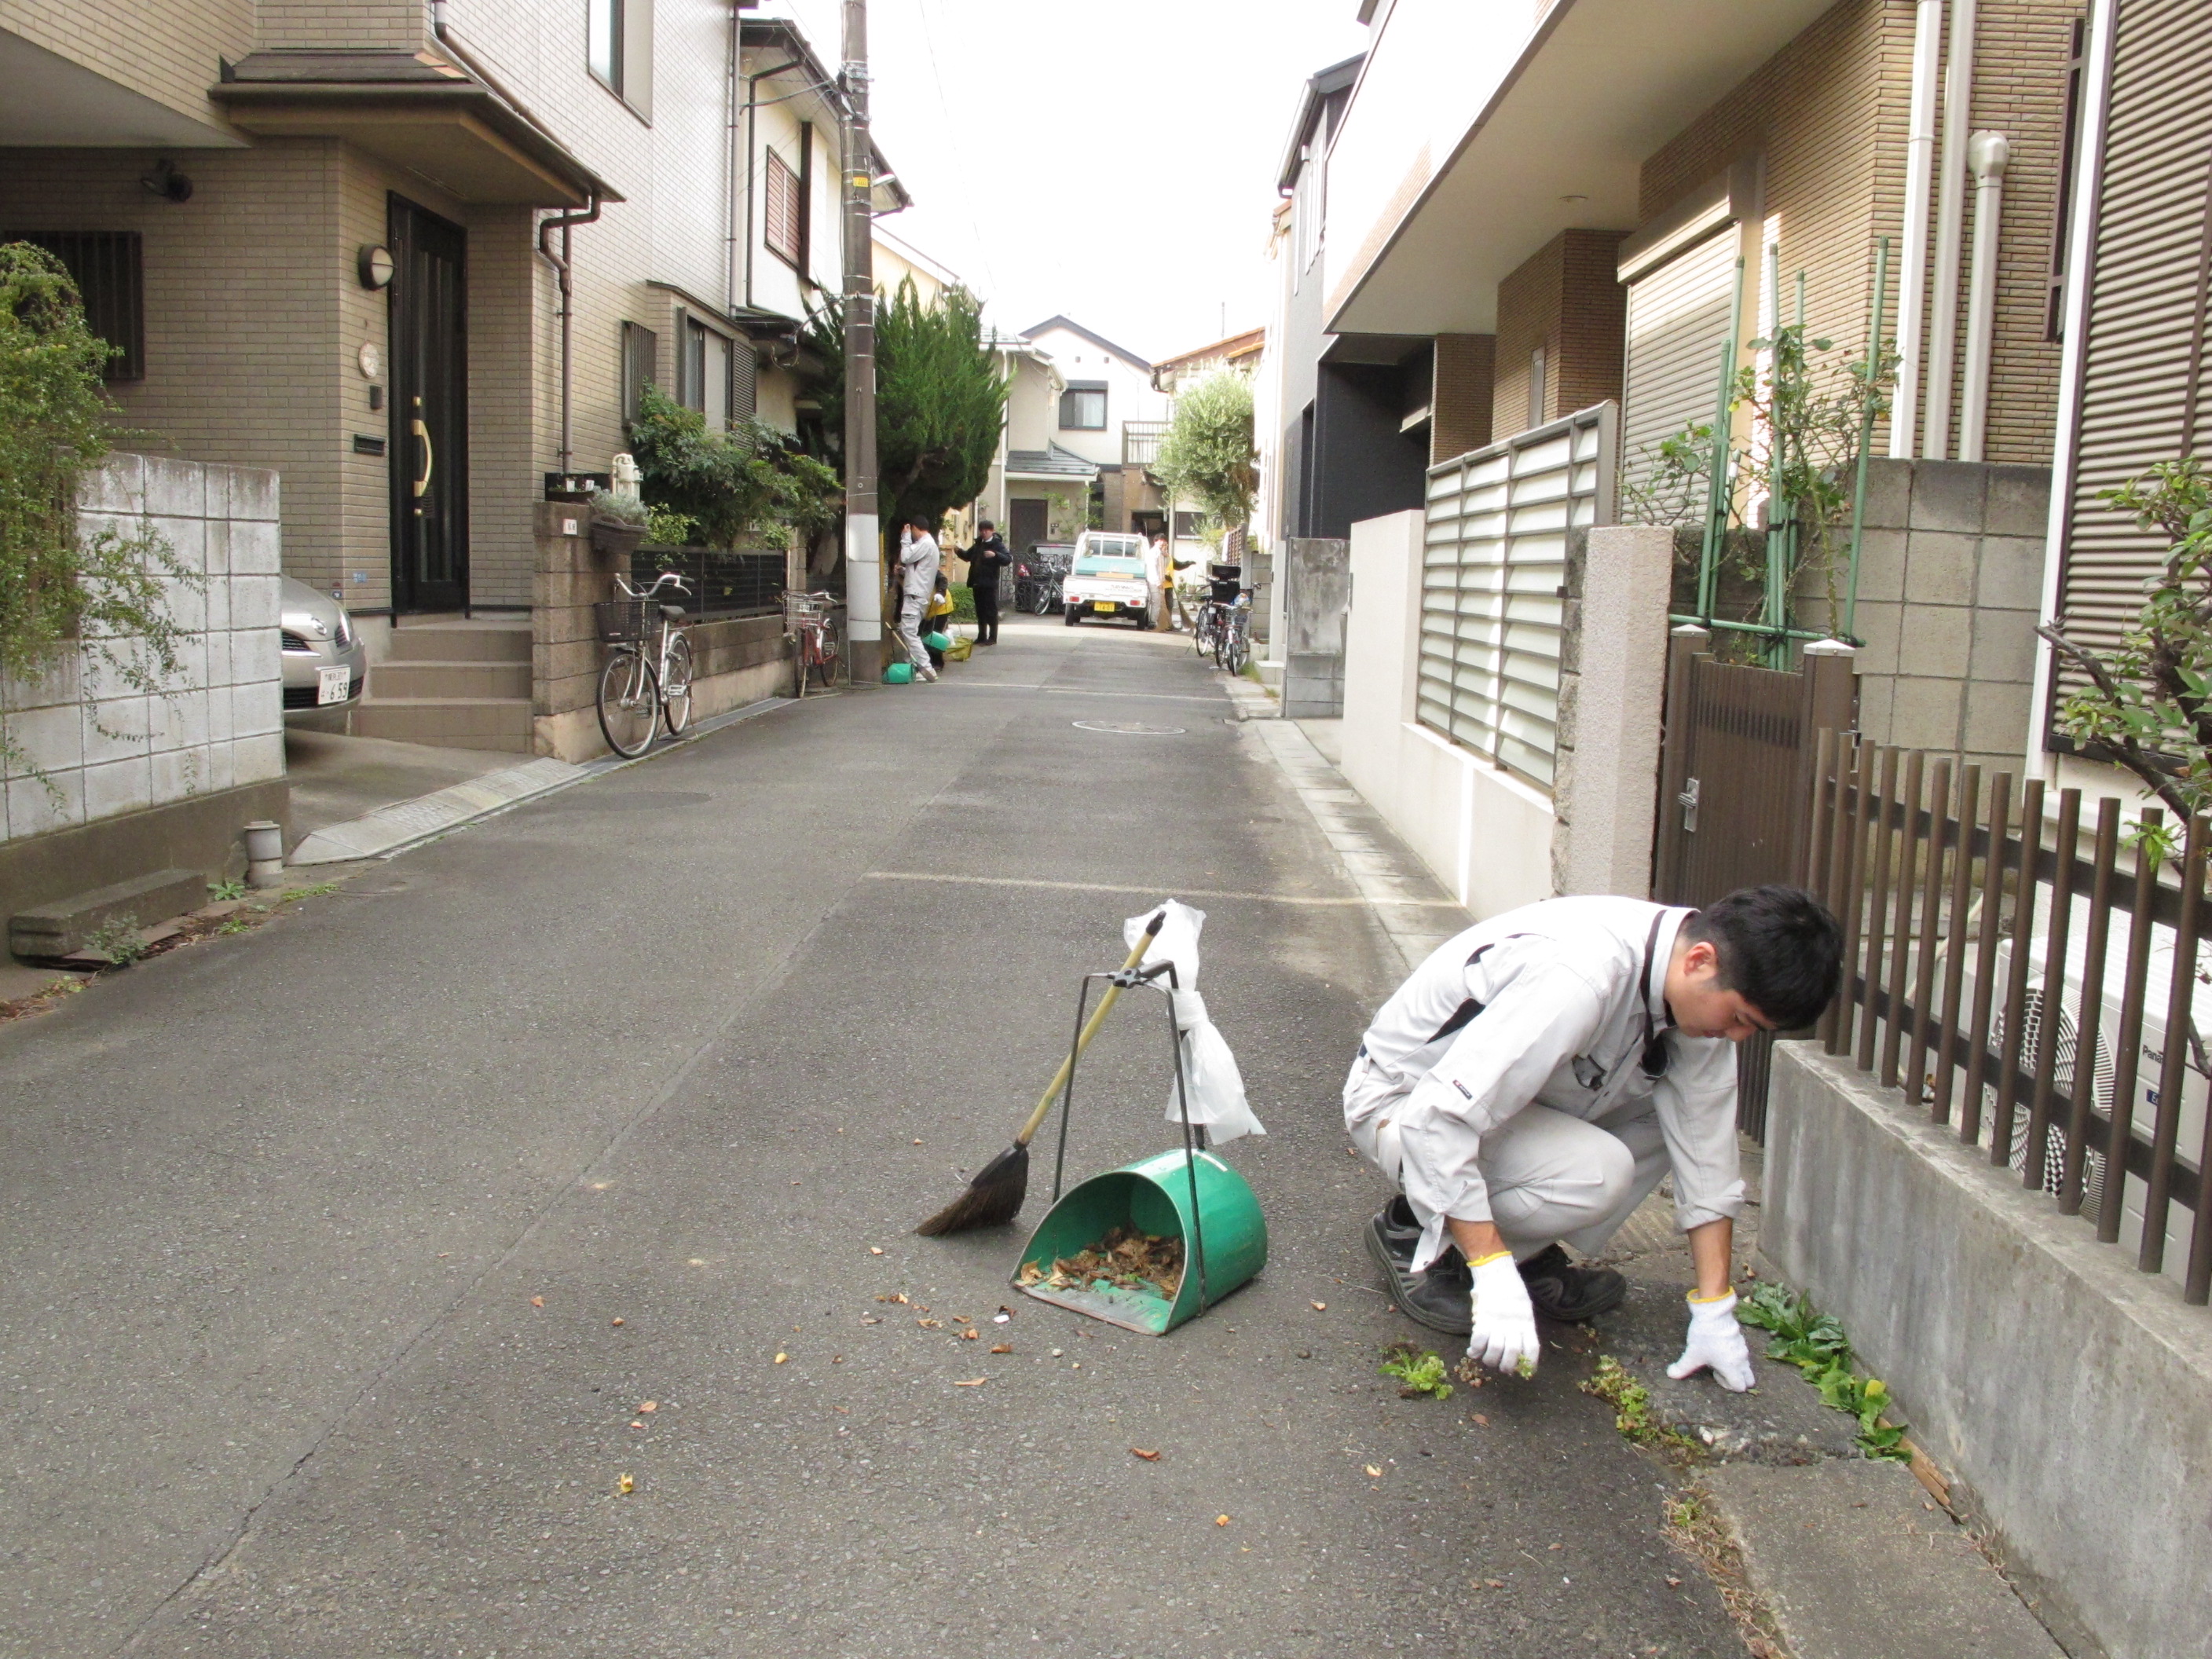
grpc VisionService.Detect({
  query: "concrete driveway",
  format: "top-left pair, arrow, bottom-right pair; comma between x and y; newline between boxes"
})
1,615 -> 1743,1657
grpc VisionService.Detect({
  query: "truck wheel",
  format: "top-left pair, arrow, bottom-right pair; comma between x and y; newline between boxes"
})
1064,605 -> 1080,627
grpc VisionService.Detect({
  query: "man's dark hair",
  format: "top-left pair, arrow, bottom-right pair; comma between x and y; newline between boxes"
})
1682,885 -> 1842,1030
980,519 -> 994,531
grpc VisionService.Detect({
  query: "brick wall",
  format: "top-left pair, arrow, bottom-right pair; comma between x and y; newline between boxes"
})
1430,333 -> 1495,464
1638,0 -> 2071,468
0,0 -> 253,131
1492,229 -> 1628,440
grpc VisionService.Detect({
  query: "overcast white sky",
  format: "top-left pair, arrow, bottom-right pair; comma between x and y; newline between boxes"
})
763,0 -> 1371,364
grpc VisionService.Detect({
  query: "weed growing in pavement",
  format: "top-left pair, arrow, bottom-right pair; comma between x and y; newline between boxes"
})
1380,1342 -> 1454,1401
1736,1282 -> 1909,1459
1664,1487 -> 1785,1658
82,916 -> 148,966
280,882 -> 340,902
1582,1356 -> 1701,1456
207,878 -> 247,902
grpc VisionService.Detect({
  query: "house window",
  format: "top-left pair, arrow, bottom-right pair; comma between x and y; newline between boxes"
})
1060,382 -> 1108,430
1527,345 -> 1547,430
680,316 -> 732,427
588,0 -> 624,93
1173,511 -> 1204,540
2047,15 -> 2089,342
621,320 -> 658,426
764,149 -> 804,269
4,231 -> 143,380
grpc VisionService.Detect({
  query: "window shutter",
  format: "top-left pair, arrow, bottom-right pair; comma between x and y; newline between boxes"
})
731,341 -> 758,419
2056,2 -> 2212,690
621,320 -> 659,425
765,152 -> 802,265
1619,225 -> 1737,518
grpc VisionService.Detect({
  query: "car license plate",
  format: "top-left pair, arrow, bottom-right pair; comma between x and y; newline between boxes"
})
1094,601 -> 1117,613
317,665 -> 351,705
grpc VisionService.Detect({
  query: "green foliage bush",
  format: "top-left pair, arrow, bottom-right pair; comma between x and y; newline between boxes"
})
625,385 -> 840,551
0,242 -> 197,787
804,280 -> 1009,532
1155,371 -> 1258,540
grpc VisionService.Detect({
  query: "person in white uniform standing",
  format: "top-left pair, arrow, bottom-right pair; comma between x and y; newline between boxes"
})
1345,885 -> 1841,1385
895,516 -> 941,682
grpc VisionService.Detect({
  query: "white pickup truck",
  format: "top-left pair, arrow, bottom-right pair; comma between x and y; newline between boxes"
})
1060,531 -> 1156,628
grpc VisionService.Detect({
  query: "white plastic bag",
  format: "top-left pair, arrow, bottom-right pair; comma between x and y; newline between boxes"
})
1122,900 -> 1265,1144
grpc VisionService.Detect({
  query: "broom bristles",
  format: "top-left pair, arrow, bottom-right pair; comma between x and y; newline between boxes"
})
914,1143 -> 1030,1236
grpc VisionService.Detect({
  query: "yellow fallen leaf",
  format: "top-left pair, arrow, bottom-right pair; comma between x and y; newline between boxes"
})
917,1318 -> 943,1329
960,1329 -> 980,1341
1130,1448 -> 1161,1461
638,1401 -> 657,1412
1215,1514 -> 1230,1527
989,1343 -> 1012,1354
775,1352 -> 788,1364
870,1247 -> 885,1255
611,1317 -> 624,1327
617,1473 -> 634,1494
953,1377 -> 987,1387
530,1296 -> 544,1308
1310,1301 -> 1328,1312
1364,1464 -> 1382,1478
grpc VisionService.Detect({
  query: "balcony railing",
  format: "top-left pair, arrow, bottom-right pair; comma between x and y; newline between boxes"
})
1123,420 -> 1169,467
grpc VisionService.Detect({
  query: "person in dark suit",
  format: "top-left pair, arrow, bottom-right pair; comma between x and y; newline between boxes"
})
965,520 -> 1011,644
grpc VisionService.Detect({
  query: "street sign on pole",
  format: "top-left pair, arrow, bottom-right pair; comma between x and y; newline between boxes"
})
840,0 -> 881,682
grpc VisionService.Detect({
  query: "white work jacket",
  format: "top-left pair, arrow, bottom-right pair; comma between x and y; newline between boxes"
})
900,533 -> 941,600
1346,895 -> 1742,1270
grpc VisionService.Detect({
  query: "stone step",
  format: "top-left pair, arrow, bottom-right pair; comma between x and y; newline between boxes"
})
352,697 -> 536,754
11,866 -> 209,961
369,658 -> 533,700
383,624 -> 533,664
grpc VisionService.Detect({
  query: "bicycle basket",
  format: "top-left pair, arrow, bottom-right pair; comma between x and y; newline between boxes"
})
782,590 -> 834,624
595,598 -> 652,643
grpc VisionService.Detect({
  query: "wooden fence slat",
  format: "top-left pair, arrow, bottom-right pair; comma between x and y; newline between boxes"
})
1932,765 -> 1980,1126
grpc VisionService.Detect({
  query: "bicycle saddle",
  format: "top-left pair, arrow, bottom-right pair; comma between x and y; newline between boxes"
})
659,603 -> 685,620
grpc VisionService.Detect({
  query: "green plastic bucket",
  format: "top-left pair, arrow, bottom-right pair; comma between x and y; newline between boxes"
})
1013,1148 -> 1266,1335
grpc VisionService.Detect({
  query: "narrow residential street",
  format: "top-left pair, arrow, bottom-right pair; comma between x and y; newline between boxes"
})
2,617 -> 1743,1658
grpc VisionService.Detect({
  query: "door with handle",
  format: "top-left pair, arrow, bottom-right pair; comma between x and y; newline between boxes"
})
388,195 -> 468,612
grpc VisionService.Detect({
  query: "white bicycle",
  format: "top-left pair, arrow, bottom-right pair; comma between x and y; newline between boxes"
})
595,571 -> 694,758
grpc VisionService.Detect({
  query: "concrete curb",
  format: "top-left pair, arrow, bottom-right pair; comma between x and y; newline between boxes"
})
287,695 -> 800,866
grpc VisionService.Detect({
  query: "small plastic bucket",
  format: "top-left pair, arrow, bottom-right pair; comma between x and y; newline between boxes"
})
884,661 -> 914,684
1013,1148 -> 1266,1335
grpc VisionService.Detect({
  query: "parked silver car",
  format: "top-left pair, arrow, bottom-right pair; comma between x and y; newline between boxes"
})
280,576 -> 367,720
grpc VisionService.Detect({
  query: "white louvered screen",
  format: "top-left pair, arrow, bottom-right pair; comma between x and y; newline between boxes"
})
1620,228 -> 1740,518
1418,404 -> 1617,792
2058,2 -> 2212,687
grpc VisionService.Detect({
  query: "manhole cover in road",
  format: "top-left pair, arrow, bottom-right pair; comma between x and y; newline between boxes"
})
1073,720 -> 1186,735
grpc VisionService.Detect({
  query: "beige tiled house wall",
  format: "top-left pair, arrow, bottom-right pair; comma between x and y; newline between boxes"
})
1639,0 -> 2071,468
258,1 -> 427,52
0,0 -> 252,130
0,142 -> 348,599
1492,229 -> 1628,441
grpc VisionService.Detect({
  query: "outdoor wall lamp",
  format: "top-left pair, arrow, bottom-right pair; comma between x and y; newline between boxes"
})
141,159 -> 192,202
358,244 -> 395,289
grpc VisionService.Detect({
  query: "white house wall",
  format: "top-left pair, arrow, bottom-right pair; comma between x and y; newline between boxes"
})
1023,324 -> 1169,470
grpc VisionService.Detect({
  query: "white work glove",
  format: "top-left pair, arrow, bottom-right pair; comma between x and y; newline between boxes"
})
1466,1251 -> 1541,1378
1667,1290 -> 1755,1393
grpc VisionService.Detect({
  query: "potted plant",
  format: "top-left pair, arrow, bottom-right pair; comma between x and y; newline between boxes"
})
588,489 -> 648,558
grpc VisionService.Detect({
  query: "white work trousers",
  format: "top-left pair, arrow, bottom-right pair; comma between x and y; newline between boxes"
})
1347,1065 -> 1668,1259
897,592 -> 931,669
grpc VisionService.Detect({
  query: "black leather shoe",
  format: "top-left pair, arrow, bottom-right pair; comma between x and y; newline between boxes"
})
1364,1198 -> 1473,1335
1518,1242 -> 1627,1322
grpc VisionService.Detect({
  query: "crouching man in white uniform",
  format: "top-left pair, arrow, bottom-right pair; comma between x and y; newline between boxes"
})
1345,886 -> 1841,1385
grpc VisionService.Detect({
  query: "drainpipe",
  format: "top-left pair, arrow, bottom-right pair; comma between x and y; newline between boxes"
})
537,198 -> 603,472
1891,0 -> 1945,460
1923,0 -> 1977,458
1958,131 -> 2010,463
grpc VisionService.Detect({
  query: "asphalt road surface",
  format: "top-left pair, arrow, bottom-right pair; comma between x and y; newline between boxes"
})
1,615 -> 1744,1657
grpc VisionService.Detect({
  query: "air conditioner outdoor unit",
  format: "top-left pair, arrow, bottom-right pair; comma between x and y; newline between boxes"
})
1951,921 -> 2212,1284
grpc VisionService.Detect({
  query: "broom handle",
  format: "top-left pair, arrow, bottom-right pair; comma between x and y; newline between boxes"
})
1013,911 -> 1165,1148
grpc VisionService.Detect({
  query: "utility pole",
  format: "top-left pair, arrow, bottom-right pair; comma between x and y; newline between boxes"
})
840,0 -> 881,681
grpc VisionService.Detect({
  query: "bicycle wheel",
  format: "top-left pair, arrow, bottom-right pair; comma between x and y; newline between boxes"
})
1224,621 -> 1247,677
661,632 -> 694,735
811,619 -> 840,690
789,632 -> 810,699
597,649 -> 660,758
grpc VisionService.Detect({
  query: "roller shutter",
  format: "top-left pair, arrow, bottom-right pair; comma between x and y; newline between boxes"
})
1620,226 -> 1739,521
2056,2 -> 2212,690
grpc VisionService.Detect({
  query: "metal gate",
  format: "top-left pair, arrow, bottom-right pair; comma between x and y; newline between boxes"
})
1654,628 -> 1856,1137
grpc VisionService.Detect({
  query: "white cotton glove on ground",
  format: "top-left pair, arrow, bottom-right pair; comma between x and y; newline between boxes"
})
1467,1251 -> 1541,1377
1667,1290 -> 1755,1392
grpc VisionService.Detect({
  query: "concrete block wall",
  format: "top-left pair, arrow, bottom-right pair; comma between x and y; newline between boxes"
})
3,456 -> 284,846
1766,1042 -> 2212,1659
1639,0 -> 2072,468
1796,457 -> 2047,775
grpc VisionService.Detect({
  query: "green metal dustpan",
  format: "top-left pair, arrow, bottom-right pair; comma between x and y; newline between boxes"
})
1011,953 -> 1267,1335
1015,1148 -> 1267,1334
